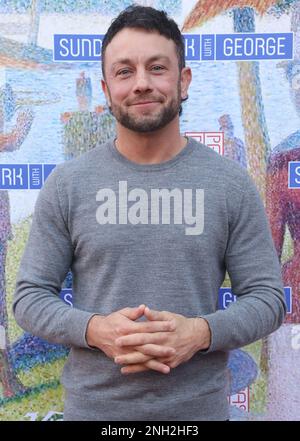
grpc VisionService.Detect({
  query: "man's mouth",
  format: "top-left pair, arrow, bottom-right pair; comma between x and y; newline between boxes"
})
131,101 -> 159,106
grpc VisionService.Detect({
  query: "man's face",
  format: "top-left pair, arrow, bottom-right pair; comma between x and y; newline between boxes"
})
101,28 -> 191,133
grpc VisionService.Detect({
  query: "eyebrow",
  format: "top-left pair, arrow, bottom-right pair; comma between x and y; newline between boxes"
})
111,55 -> 171,71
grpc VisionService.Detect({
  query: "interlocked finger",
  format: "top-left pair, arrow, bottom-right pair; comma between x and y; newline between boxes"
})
116,332 -> 167,347
134,344 -> 175,358
121,359 -> 171,375
115,351 -> 152,365
133,320 -> 175,333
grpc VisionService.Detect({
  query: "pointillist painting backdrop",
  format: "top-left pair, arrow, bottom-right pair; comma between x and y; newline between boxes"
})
0,0 -> 300,421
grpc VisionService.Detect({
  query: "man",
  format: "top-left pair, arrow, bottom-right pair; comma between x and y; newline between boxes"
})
13,6 -> 286,421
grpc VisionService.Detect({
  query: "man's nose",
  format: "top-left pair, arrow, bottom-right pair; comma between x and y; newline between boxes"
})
133,71 -> 153,93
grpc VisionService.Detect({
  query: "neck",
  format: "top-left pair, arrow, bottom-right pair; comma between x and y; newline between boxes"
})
115,118 -> 187,164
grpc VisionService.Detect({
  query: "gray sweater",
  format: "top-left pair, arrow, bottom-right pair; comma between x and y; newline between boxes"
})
13,137 -> 286,421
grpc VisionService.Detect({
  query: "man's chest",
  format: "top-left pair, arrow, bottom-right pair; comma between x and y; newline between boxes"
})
69,180 -> 228,261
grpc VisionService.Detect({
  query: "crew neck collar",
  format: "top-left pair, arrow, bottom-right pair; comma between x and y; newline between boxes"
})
107,136 -> 196,172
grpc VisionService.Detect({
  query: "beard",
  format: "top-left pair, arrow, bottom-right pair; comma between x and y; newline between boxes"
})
107,84 -> 181,133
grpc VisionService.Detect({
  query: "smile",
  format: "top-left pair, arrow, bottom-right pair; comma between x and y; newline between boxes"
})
131,101 -> 159,107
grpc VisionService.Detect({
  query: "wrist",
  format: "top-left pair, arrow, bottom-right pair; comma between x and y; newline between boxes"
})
194,317 -> 211,351
85,314 -> 105,349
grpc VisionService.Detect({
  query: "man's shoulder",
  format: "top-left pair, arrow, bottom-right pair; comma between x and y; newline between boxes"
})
190,138 -> 250,191
55,138 -> 112,176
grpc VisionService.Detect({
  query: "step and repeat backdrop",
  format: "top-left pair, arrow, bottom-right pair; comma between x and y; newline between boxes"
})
0,0 -> 299,421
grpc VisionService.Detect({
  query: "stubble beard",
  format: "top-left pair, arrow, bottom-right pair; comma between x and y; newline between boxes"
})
107,83 -> 181,133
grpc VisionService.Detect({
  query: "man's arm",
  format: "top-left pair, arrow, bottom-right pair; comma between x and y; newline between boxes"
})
201,172 -> 287,353
12,165 -> 96,348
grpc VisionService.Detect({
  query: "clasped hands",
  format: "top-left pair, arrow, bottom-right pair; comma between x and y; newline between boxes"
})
86,304 -> 211,375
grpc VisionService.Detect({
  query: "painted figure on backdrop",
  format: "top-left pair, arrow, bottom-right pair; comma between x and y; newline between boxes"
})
0,83 -> 34,397
61,71 -> 115,160
218,114 -> 247,168
76,71 -> 92,111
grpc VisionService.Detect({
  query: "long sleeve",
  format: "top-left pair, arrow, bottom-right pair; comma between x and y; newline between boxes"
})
202,172 -> 287,352
12,165 -> 95,348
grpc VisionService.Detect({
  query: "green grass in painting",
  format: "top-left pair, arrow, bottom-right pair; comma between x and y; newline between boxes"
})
1,217 -> 65,420
6,216 -> 32,343
0,352 -> 66,420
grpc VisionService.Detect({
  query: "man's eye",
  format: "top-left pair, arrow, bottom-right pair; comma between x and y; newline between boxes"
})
151,66 -> 164,71
117,69 -> 131,76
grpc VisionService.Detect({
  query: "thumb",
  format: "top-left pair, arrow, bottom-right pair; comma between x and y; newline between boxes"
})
120,304 -> 145,321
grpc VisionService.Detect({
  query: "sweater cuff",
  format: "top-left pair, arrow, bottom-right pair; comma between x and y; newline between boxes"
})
63,308 -> 99,349
199,310 -> 230,353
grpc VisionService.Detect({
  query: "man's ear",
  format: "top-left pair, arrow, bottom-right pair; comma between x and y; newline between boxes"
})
101,79 -> 111,106
180,66 -> 192,100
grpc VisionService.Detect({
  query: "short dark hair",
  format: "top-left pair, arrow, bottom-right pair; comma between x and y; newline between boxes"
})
101,5 -> 185,79
101,6 -> 187,115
